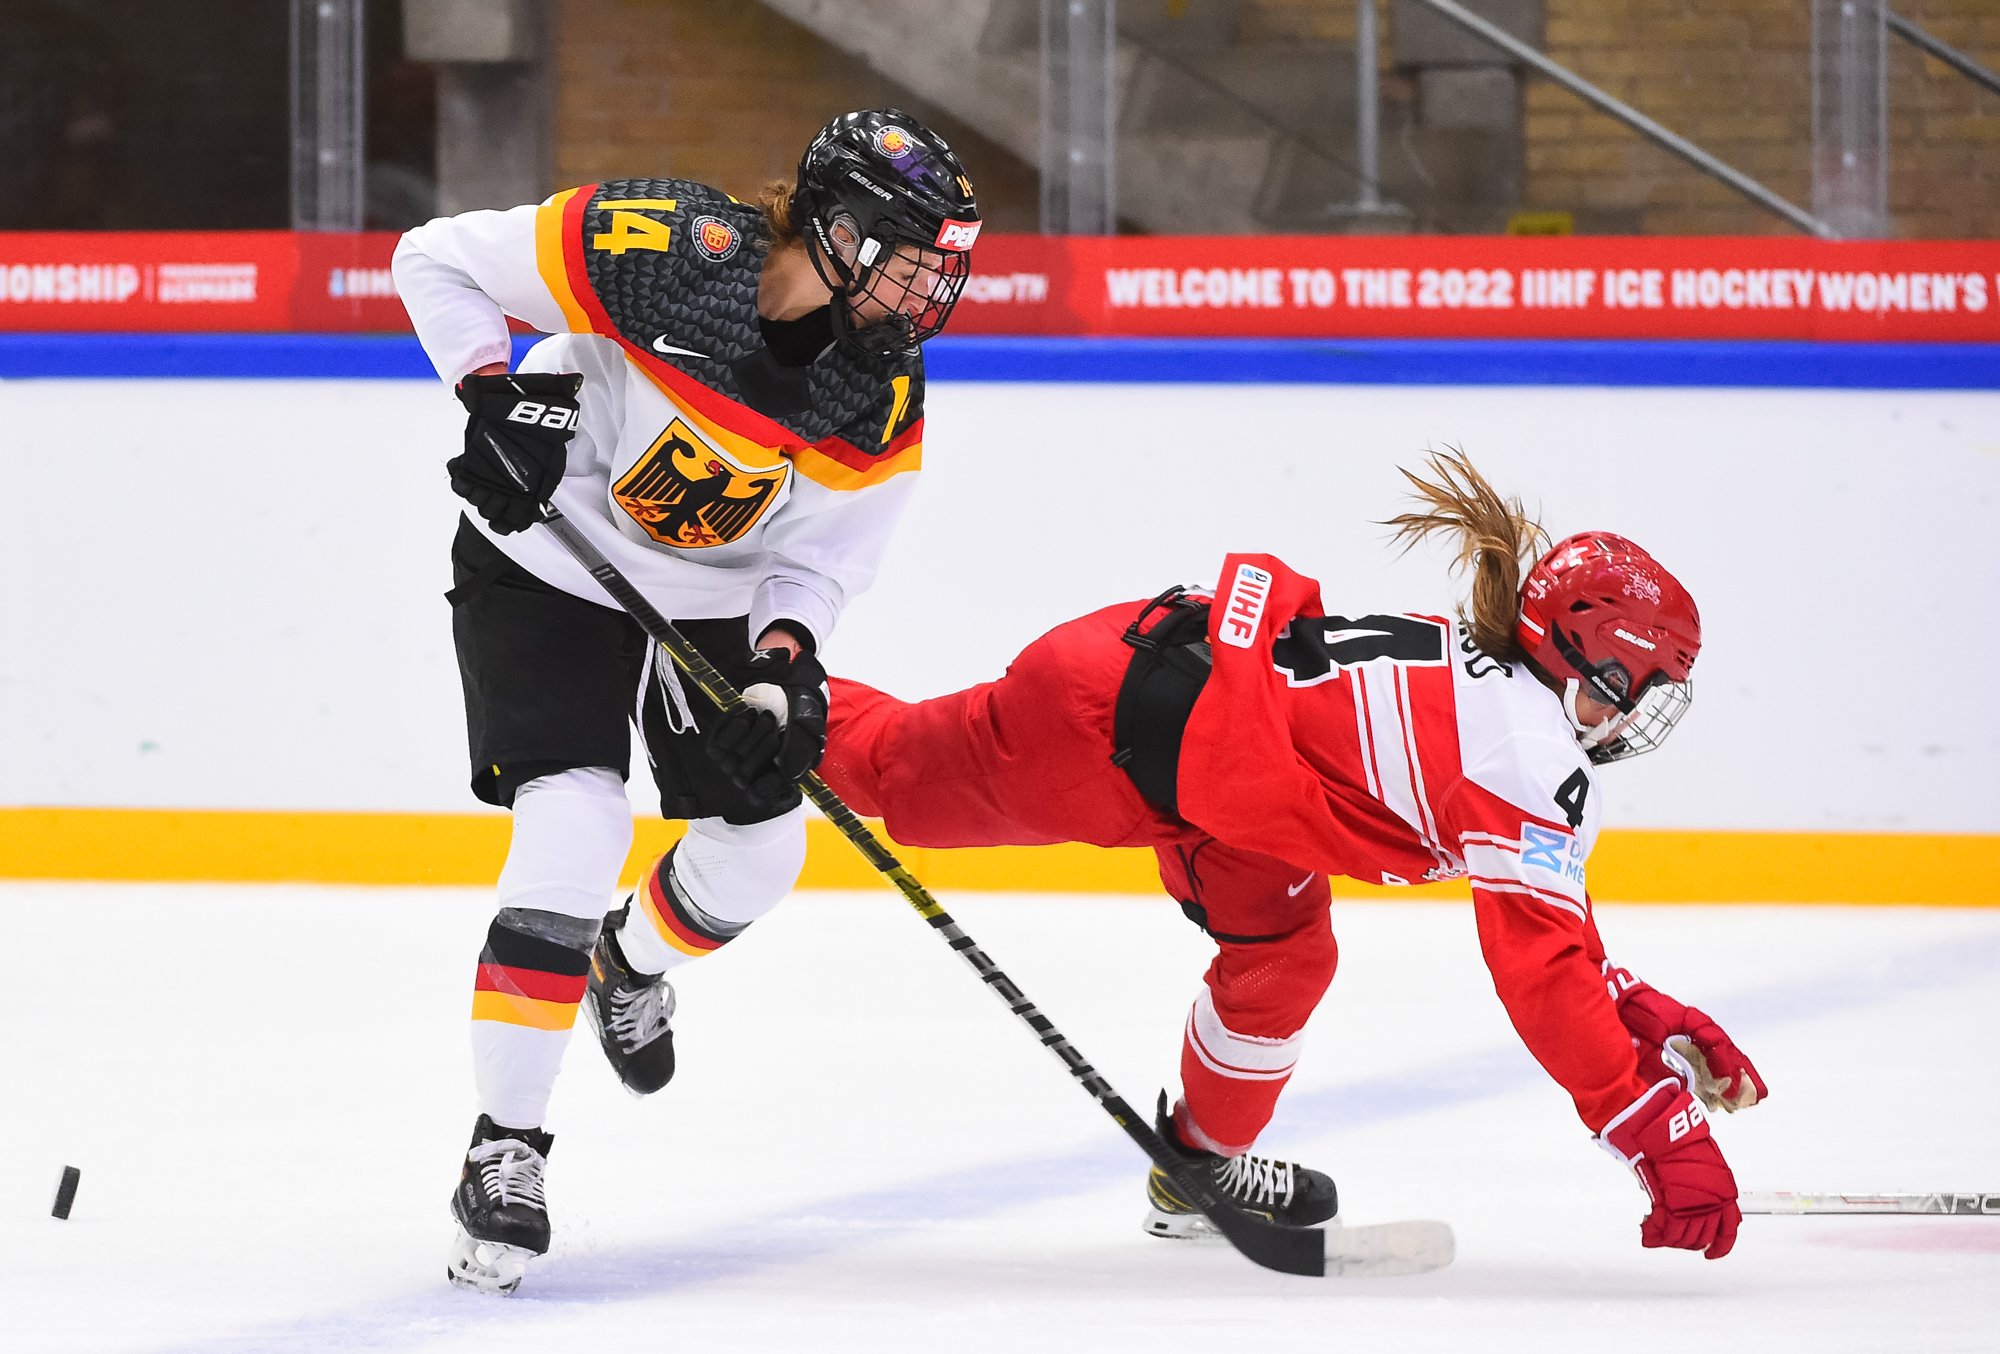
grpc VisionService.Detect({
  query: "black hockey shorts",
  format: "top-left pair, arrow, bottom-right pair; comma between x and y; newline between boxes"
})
446,515 -> 793,824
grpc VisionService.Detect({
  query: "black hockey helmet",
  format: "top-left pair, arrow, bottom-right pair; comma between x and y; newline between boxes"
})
793,109 -> 981,358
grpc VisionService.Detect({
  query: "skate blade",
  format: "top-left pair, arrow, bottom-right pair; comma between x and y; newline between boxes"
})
445,1228 -> 534,1296
1141,1204 -> 1315,1242
1144,1204 -> 1240,1241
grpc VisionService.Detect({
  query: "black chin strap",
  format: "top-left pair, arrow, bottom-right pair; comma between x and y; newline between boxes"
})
1548,623 -> 1637,714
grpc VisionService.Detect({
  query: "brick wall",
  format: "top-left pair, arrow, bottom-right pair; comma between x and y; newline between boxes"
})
1244,0 -> 1998,237
1522,0 -> 1998,237
553,0 -> 1038,230
553,0 -> 1994,238
1885,1 -> 2000,239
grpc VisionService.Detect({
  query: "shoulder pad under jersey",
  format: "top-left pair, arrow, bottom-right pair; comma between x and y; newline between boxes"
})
555,177 -> 923,450
1450,630 -> 1602,853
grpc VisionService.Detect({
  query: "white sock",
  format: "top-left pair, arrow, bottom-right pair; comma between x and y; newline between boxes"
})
615,806 -> 807,975
472,767 -> 634,1128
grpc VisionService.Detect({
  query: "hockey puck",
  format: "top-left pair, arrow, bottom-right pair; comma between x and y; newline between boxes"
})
52,1166 -> 80,1220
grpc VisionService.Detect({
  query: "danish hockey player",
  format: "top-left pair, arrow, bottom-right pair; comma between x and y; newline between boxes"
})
391,110 -> 980,1294
820,453 -> 1767,1258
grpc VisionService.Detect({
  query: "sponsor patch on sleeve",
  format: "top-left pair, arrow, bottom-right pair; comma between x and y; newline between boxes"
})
1218,563 -> 1274,649
1519,821 -> 1589,888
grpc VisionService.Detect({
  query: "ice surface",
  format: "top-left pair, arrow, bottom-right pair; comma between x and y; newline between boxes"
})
2,884 -> 1995,1352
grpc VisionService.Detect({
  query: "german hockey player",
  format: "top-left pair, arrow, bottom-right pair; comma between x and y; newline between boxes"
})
819,453 -> 1766,1259
392,109 -> 981,1294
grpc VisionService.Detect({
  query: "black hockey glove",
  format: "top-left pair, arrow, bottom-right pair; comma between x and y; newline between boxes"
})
707,648 -> 830,809
448,372 -> 584,535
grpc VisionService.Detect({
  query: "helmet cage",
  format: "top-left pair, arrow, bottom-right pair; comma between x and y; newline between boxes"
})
804,210 -> 971,358
1568,673 -> 1693,765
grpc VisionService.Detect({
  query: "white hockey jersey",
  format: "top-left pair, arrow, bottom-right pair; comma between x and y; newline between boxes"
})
393,178 -> 926,649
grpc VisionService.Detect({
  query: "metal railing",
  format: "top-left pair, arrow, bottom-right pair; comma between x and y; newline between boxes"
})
1115,20 -> 1434,230
1886,8 -> 2000,98
1409,0 -> 1840,239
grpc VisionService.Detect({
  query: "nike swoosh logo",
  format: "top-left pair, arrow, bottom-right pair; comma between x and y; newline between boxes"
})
651,336 -> 710,360
1288,874 -> 1315,896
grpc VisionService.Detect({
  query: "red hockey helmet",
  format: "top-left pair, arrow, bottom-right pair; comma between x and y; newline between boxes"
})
1516,533 -> 1701,764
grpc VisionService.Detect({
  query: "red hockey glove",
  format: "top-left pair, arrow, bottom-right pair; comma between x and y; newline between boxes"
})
1598,1078 -> 1741,1259
1604,961 -> 1768,1113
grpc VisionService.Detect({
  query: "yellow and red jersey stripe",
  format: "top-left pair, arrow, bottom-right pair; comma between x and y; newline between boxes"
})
532,184 -> 923,494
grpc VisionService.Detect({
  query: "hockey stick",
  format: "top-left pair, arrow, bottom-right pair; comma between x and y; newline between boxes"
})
476,439 -> 1331,1277
1740,1192 -> 2000,1216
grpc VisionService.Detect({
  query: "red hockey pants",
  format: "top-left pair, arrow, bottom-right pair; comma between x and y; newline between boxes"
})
821,600 -> 1338,1155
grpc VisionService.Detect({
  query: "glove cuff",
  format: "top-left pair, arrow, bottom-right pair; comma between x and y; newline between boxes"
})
1600,957 -> 1649,1007
1599,1078 -> 1717,1173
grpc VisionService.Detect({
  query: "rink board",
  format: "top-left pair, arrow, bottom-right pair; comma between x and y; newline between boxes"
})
2,806 -> 1997,904
2,885 -> 1995,1353
1,347 -> 1996,902
3,331 -> 1999,386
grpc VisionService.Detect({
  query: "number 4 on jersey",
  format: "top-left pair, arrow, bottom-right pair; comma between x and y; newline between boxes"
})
1272,615 -> 1449,687
1554,768 -> 1590,829
593,210 -> 674,255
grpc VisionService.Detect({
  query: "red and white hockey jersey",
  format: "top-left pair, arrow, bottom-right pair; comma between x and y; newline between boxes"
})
1180,554 -> 1652,1131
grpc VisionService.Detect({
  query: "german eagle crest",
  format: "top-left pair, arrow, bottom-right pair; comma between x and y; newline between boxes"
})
612,419 -> 788,548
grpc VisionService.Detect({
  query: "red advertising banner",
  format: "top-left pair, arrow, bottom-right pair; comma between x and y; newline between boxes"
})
2,230 -> 1996,342
0,232 -> 408,333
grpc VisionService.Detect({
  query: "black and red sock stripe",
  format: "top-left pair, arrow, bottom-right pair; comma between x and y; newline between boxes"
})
474,919 -> 591,1014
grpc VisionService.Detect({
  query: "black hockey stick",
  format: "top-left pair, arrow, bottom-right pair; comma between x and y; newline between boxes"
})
479,432 -> 1325,1277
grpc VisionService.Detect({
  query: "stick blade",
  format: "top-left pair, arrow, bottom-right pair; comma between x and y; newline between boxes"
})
1325,1220 -> 1456,1277
1203,1204 -> 1327,1277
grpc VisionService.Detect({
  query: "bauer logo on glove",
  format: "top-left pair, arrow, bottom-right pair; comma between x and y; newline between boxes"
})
1667,1098 -> 1707,1142
449,372 -> 585,536
502,399 -> 581,431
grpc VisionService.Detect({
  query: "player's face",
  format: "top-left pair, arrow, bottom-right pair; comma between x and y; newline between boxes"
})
1571,690 -> 1621,729
847,243 -> 950,327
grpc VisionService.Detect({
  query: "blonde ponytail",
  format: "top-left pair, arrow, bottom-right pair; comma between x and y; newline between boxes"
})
1383,449 -> 1549,661
757,179 -> 802,249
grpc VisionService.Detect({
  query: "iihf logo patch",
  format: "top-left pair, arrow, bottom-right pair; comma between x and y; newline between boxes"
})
1218,563 -> 1273,650
873,125 -> 913,159
690,215 -> 739,262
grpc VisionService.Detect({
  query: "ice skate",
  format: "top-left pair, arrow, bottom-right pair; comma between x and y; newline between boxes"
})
581,902 -> 678,1096
1143,1091 -> 1339,1240
446,1115 -> 554,1295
